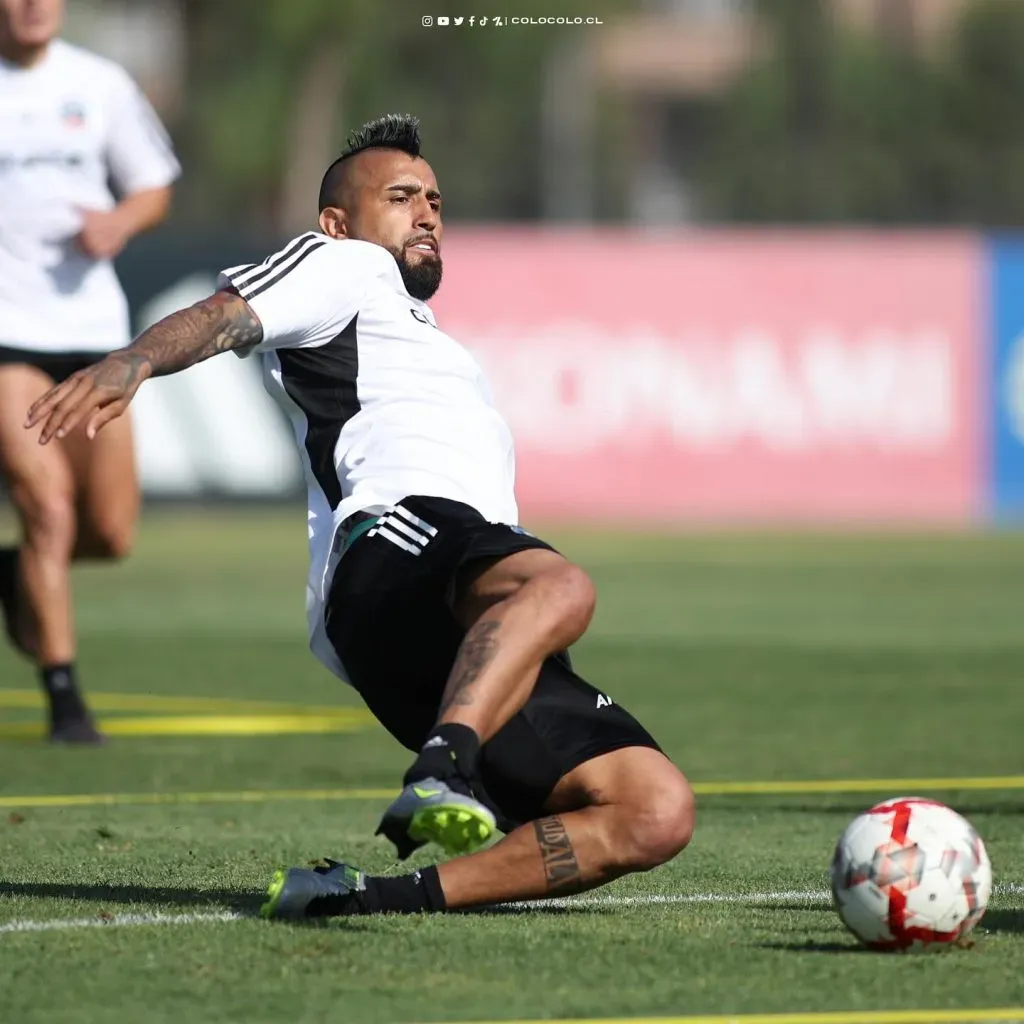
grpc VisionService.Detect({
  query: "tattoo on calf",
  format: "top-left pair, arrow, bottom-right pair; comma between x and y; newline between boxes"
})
534,815 -> 583,893
438,619 -> 501,715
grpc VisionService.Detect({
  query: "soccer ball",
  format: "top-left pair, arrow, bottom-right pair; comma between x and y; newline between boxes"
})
829,796 -> 991,951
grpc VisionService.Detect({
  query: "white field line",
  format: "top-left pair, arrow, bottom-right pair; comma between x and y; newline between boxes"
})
0,888 -> 830,936
528,889 -> 831,909
0,909 -> 243,934
1,883 -> 1020,936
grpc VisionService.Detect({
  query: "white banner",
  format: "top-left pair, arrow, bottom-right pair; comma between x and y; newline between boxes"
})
132,273 -> 301,497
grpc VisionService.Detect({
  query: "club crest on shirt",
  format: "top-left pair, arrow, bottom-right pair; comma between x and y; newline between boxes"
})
61,101 -> 86,129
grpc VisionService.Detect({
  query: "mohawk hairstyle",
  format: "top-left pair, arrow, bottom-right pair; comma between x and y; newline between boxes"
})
318,113 -> 422,212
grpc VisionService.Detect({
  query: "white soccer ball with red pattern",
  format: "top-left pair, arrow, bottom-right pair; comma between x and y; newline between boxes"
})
829,796 -> 991,951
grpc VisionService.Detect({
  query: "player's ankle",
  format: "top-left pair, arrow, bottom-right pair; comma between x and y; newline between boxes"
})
39,662 -> 89,724
404,723 -> 482,787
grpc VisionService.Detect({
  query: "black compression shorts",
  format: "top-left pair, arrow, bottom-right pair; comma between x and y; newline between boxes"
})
324,495 -> 661,830
0,346 -> 106,384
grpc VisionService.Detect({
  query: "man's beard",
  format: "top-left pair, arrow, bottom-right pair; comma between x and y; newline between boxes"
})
392,247 -> 443,300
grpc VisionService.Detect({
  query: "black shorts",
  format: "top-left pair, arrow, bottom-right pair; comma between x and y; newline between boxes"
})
0,346 -> 105,384
324,495 -> 661,830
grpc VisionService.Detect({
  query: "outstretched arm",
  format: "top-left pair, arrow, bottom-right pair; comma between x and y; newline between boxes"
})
25,290 -> 262,444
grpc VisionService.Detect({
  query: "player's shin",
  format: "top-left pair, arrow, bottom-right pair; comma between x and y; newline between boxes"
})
436,807 -> 625,910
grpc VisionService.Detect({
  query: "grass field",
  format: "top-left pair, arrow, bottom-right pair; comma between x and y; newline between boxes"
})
2,508 -> 1024,1024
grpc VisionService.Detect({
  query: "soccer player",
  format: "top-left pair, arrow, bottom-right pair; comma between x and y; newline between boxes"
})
26,114 -> 694,914
0,0 -> 179,742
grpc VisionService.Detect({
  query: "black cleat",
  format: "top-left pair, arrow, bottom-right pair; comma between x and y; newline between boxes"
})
49,715 -> 106,746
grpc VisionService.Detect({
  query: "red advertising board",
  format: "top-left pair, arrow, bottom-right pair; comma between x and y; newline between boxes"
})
432,230 -> 983,524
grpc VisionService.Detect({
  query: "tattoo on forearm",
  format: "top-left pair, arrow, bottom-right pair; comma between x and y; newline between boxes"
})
534,815 -> 582,893
438,619 -> 501,716
124,291 -> 263,379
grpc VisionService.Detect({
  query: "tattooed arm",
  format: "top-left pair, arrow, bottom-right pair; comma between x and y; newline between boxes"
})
25,290 -> 262,443
115,289 -> 263,378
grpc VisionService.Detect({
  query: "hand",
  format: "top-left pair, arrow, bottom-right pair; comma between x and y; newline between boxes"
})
75,208 -> 130,260
25,353 -> 151,443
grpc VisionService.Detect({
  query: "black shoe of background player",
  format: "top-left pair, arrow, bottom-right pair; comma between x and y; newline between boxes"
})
0,548 -> 33,658
47,684 -> 106,746
49,715 -> 106,745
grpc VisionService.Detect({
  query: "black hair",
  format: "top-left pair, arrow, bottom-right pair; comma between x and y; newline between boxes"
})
318,113 -> 422,212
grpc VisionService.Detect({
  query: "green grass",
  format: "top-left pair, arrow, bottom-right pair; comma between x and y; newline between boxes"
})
2,509 -> 1024,1023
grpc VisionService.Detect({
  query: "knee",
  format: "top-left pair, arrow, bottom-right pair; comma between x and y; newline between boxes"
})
615,772 -> 696,872
540,563 -> 597,643
14,484 -> 76,556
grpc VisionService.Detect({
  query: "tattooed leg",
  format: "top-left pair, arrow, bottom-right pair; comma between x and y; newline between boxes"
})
436,618 -> 501,718
434,809 -> 605,908
430,748 -> 694,911
432,549 -> 596,744
533,816 -> 584,894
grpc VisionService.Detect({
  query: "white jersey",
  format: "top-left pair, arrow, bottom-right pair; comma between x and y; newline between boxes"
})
218,234 -> 518,680
0,40 -> 180,352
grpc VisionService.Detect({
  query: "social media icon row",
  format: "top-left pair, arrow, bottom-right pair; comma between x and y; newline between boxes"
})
423,16 -> 497,26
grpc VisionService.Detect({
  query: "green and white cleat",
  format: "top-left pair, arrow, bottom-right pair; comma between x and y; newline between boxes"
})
261,859 -> 368,920
376,777 -> 496,859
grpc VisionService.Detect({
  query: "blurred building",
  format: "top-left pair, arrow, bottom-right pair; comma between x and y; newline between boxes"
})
575,0 -> 976,224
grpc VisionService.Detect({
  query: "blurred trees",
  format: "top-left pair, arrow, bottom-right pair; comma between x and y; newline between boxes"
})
176,0 -> 631,230
699,0 -> 1024,225
171,0 -> 1024,228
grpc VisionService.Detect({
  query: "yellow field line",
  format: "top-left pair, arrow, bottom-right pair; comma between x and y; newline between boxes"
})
695,776 -> 1024,795
0,712 -> 370,740
451,1011 -> 1024,1024
0,788 -> 395,809
2,775 -> 1024,810
0,688 -> 368,718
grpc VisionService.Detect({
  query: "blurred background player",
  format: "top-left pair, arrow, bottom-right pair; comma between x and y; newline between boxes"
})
0,0 -> 179,742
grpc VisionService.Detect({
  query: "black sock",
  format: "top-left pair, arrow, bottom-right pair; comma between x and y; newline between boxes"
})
361,866 -> 447,914
403,723 -> 482,789
40,663 -> 88,723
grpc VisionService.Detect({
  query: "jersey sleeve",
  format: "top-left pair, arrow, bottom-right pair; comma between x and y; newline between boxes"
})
217,235 -> 369,356
105,67 -> 181,194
